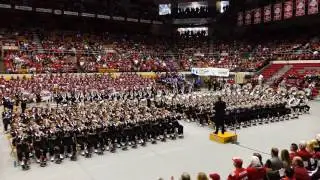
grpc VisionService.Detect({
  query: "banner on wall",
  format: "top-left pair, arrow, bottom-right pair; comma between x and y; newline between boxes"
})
237,12 -> 243,26
253,8 -> 261,24
308,0 -> 319,14
296,0 -> 306,16
235,72 -> 245,84
191,68 -> 230,77
264,5 -> 272,22
273,3 -> 282,21
284,1 -> 293,19
245,10 -> 252,25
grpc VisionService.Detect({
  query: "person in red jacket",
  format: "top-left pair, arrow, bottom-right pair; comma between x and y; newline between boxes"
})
292,156 -> 311,180
297,141 -> 313,161
228,157 -> 249,180
246,156 -> 267,180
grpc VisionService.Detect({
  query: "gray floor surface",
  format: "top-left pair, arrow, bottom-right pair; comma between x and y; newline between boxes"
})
0,101 -> 319,180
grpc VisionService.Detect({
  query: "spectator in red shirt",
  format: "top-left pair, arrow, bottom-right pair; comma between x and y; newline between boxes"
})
292,156 -> 311,180
246,156 -> 267,180
290,143 -> 299,160
298,141 -> 313,161
209,173 -> 220,180
228,157 -> 249,180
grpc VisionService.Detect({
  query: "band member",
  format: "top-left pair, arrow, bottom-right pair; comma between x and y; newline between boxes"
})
2,110 -> 12,132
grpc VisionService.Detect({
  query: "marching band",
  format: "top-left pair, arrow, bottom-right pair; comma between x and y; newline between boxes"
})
0,73 -> 312,171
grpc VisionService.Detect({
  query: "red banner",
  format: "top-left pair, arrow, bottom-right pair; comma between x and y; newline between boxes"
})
308,0 -> 319,14
264,5 -> 272,22
296,0 -> 306,16
284,1 -> 293,19
253,8 -> 261,24
245,10 -> 252,25
273,3 -> 282,21
237,12 -> 243,26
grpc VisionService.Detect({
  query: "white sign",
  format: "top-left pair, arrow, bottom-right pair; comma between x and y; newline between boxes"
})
54,10 -> 62,15
127,18 -> 139,22
97,14 -> 110,19
113,16 -> 125,21
0,4 -> 11,9
15,6 -> 32,11
81,13 -> 95,18
191,67 -> 230,77
140,19 -> 151,23
153,21 -> 163,24
36,8 -> 52,13
64,11 -> 78,16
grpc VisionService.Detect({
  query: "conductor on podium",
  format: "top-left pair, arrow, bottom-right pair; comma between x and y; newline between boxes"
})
214,96 -> 226,134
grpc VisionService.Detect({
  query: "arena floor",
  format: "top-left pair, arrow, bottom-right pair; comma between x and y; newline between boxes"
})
0,101 -> 319,180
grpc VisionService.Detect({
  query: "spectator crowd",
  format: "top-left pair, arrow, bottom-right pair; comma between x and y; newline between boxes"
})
161,134 -> 320,180
2,29 -> 320,74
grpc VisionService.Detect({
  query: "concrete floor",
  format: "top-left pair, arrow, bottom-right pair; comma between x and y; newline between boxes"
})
0,101 -> 319,180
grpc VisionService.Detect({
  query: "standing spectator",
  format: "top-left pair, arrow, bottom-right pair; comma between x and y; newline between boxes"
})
290,143 -> 299,160
292,156 -> 311,180
246,156 -> 267,180
258,74 -> 264,85
253,153 -> 264,166
209,173 -> 220,180
267,148 -> 284,171
180,172 -> 191,180
297,141 -> 313,161
197,172 -> 209,180
281,149 -> 292,169
228,157 -> 249,180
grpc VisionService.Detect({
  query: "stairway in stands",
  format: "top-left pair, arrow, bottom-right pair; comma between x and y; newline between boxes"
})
266,65 -> 293,84
260,64 -> 284,79
0,58 -> 5,73
32,30 -> 44,54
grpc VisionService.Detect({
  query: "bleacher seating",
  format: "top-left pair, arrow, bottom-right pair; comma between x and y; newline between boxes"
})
260,64 -> 285,79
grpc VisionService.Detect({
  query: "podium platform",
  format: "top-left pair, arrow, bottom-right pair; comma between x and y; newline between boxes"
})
209,132 -> 237,144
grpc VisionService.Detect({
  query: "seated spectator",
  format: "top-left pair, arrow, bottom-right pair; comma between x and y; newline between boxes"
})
281,149 -> 292,169
292,156 -> 311,180
281,167 -> 296,180
297,141 -> 313,161
228,157 -> 249,180
246,156 -> 267,180
209,173 -> 220,180
290,143 -> 299,160
197,172 -> 209,180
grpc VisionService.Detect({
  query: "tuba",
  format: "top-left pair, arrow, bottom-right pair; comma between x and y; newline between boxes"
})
304,88 -> 312,98
288,97 -> 300,107
277,87 -> 287,97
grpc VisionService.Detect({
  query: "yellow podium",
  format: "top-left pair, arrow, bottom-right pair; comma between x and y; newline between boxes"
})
209,132 -> 237,144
